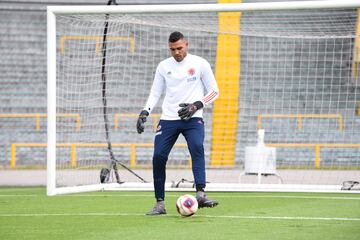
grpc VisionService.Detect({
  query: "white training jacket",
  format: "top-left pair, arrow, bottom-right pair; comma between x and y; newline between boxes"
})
143,54 -> 219,120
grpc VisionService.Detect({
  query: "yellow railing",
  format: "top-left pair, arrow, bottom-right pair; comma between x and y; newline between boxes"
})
114,113 -> 161,131
0,113 -> 81,131
10,142 -> 188,169
10,142 -> 360,169
266,143 -> 360,168
257,114 -> 343,131
59,36 -> 135,54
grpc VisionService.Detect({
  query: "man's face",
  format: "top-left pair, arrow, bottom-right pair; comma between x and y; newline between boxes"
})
169,39 -> 188,62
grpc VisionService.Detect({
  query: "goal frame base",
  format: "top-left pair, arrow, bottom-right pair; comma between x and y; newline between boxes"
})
49,182 -> 353,196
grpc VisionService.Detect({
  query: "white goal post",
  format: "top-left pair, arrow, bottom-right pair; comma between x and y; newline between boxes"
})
47,0 -> 360,196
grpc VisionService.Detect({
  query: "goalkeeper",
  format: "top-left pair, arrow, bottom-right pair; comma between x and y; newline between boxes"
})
137,31 -> 219,215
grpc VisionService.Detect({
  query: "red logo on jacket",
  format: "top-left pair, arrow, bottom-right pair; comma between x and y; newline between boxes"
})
188,68 -> 195,76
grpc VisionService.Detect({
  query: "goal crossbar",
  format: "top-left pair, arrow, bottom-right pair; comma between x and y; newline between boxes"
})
47,0 -> 360,14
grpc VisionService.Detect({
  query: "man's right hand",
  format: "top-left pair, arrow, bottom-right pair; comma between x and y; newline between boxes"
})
136,110 -> 149,134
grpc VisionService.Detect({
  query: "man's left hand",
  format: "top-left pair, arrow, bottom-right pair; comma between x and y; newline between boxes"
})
178,101 -> 203,120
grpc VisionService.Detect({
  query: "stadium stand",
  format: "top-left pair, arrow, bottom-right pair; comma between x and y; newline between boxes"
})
0,0 -> 359,176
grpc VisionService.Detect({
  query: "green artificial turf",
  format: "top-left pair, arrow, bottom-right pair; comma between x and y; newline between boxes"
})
0,187 -> 359,240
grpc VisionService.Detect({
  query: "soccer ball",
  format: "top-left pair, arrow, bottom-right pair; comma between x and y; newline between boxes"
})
176,194 -> 198,217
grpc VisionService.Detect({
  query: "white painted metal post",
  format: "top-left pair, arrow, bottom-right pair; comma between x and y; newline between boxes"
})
47,0 -> 360,14
47,8 -> 57,196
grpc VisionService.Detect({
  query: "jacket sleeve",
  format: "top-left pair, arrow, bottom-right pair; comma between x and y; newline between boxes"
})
200,60 -> 219,105
143,65 -> 165,114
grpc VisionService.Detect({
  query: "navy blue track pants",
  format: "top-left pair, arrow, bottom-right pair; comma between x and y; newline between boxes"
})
152,117 -> 205,200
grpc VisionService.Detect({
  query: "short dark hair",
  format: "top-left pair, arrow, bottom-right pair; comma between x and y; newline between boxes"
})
168,31 -> 185,43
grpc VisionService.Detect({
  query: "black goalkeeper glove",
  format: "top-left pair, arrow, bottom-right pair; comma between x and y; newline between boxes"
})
136,110 -> 149,134
178,101 -> 204,120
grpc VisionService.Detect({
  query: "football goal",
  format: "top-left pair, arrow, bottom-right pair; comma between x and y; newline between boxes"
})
47,0 -> 360,195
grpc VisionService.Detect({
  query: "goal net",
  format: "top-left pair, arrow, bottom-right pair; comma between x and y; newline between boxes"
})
47,1 -> 360,195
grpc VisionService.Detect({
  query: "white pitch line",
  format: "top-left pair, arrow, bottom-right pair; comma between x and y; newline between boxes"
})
208,195 -> 360,200
0,213 -> 359,221
201,215 -> 360,221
